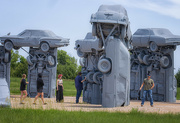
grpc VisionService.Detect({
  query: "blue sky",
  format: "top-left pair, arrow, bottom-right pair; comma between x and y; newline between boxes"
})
0,0 -> 180,73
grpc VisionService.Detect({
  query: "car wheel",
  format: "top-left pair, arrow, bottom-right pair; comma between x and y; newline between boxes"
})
160,56 -> 170,68
150,41 -> 158,52
79,58 -> 85,67
93,72 -> 103,84
4,52 -> 10,63
137,53 -> 144,64
92,23 -> 97,36
48,55 -> 55,66
86,72 -> 94,83
77,47 -> 86,58
4,41 -> 13,51
26,56 -> 33,66
143,55 -> 151,65
98,58 -> 111,73
40,42 -> 49,52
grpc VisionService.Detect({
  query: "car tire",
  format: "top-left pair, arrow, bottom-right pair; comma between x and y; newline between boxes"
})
160,56 -> 170,68
93,72 -> 103,84
79,58 -> 85,67
150,41 -> 158,52
98,58 -> 111,73
40,42 -> 49,52
86,72 -> 94,83
26,56 -> 33,66
92,23 -> 97,36
137,53 -> 144,64
143,55 -> 151,65
77,47 -> 86,58
48,55 -> 55,66
4,52 -> 10,63
4,41 -> 13,51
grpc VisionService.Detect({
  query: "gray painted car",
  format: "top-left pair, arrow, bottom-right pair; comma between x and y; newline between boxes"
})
132,28 -> 180,51
0,29 -> 69,52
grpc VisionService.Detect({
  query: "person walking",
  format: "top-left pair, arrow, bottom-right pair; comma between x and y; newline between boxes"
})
56,74 -> 64,102
75,72 -> 86,104
139,74 -> 155,107
33,73 -> 47,105
20,74 -> 29,104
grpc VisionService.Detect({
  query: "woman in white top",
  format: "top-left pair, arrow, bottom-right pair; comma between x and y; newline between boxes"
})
56,74 -> 64,102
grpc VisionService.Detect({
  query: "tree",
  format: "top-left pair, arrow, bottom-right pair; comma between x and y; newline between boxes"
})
57,50 -> 79,79
175,69 -> 180,87
10,50 -> 28,77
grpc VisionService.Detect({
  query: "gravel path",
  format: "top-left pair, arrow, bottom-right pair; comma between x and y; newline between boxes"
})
10,95 -> 180,114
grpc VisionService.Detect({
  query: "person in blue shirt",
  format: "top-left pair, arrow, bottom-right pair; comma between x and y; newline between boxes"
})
75,72 -> 86,103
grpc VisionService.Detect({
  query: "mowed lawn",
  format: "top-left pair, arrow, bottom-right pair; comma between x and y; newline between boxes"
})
10,77 -> 76,96
1,108 -> 180,123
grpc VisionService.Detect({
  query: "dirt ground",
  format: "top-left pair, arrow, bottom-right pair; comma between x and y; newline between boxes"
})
10,95 -> 180,114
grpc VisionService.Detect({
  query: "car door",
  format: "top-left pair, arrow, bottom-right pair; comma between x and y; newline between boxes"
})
27,30 -> 40,47
140,29 -> 150,47
15,30 -> 31,47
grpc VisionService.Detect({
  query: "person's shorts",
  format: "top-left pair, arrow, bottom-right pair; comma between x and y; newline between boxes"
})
37,89 -> 43,93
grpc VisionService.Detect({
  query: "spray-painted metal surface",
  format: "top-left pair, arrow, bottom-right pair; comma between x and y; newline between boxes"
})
0,46 -> 11,106
26,31 -> 69,98
0,29 -> 69,52
75,33 -> 104,104
76,5 -> 132,107
130,28 -> 180,102
0,30 -> 69,99
27,47 -> 58,98
91,5 -> 132,107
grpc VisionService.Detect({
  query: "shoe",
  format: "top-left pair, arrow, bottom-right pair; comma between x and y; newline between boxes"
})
151,105 -> 153,107
33,103 -> 36,105
43,103 -> 47,105
141,104 -> 143,107
20,102 -> 25,104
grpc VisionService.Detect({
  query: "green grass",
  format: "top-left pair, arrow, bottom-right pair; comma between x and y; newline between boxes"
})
177,87 -> 180,100
10,77 -> 76,96
0,108 -> 180,123
10,77 -> 21,95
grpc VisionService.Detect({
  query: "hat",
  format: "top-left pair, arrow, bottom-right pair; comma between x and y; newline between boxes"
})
58,74 -> 63,78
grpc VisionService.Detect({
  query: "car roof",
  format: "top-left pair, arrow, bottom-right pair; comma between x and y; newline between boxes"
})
134,28 -> 173,36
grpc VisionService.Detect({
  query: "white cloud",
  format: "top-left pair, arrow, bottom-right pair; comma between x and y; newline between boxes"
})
108,0 -> 180,19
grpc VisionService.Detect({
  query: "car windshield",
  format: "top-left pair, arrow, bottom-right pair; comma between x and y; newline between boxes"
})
134,29 -> 150,35
85,33 -> 97,39
152,29 -> 173,36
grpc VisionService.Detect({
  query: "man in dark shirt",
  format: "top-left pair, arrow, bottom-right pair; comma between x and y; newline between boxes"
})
75,72 -> 86,103
33,73 -> 46,105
